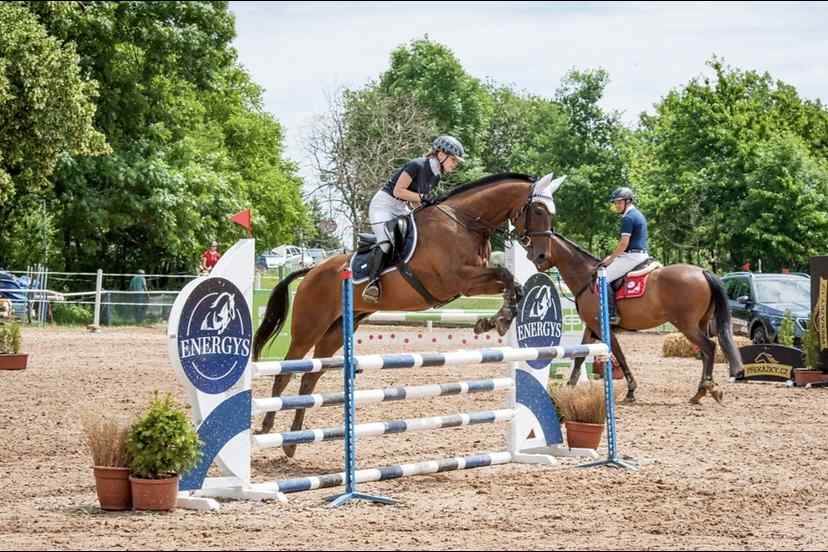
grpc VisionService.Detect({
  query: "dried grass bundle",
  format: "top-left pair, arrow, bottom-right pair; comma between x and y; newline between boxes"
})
80,409 -> 130,468
549,383 -> 606,424
662,332 -> 752,362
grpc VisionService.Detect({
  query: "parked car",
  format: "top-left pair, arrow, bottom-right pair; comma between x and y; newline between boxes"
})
721,272 -> 810,345
306,248 -> 328,264
255,245 -> 313,270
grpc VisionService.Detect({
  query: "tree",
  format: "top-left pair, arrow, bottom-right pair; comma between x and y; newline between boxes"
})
633,57 -> 828,270
16,1 -> 307,274
740,133 -> 828,271
552,69 -> 630,252
479,83 -> 568,176
0,2 -> 108,266
304,199 -> 342,250
379,38 -> 491,159
306,85 -> 436,247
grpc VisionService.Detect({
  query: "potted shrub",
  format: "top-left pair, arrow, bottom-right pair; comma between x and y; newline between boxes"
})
794,314 -> 825,386
0,322 -> 27,370
80,409 -> 132,511
550,382 -> 606,450
127,393 -> 202,511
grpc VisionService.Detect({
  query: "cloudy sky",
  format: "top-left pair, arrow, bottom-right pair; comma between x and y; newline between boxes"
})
229,0 -> 826,237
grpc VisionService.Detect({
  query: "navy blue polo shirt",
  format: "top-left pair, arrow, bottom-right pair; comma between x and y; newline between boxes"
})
382,158 -> 440,198
620,206 -> 648,252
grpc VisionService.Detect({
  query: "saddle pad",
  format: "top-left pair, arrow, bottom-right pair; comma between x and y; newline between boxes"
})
350,214 -> 418,284
616,273 -> 649,300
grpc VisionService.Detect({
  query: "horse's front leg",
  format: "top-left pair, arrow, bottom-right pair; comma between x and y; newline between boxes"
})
458,266 -> 520,336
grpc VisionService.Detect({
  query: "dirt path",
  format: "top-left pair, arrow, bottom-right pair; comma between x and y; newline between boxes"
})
1,325 -> 826,550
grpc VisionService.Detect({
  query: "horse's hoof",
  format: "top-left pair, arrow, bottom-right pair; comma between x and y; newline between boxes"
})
283,444 -> 297,458
711,387 -> 724,404
622,396 -> 636,404
474,319 -> 494,335
495,318 -> 511,336
689,389 -> 705,404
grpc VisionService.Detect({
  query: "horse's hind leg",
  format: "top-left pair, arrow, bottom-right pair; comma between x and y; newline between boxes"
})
679,324 -> 721,404
258,340 -> 315,435
610,331 -> 637,403
282,314 -> 369,458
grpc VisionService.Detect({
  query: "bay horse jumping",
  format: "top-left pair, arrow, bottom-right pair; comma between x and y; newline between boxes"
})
516,192 -> 743,404
253,172 -> 565,457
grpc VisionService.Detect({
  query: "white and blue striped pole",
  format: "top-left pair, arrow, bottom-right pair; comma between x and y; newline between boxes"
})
579,267 -> 638,471
329,270 -> 395,507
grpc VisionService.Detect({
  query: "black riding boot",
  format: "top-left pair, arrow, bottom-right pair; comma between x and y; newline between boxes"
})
361,246 -> 386,304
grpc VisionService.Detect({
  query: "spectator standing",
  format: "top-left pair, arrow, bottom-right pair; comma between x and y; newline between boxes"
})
201,241 -> 221,274
129,269 -> 149,324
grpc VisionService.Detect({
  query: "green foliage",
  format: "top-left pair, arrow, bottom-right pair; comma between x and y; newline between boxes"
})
633,57 -> 828,270
0,1 -> 107,253
52,303 -> 92,326
777,310 -> 796,347
1,2 -> 306,274
0,322 -> 22,354
552,69 -> 631,252
127,393 -> 202,479
379,38 -> 490,157
802,314 -> 822,369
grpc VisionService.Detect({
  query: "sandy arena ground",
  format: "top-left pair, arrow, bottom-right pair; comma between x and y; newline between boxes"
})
2,324 -> 827,550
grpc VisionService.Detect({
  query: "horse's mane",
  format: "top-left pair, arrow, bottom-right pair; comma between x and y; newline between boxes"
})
553,232 -> 602,263
435,173 -> 534,202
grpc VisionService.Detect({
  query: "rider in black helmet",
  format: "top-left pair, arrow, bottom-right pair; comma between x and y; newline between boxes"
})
362,135 -> 465,303
602,186 -> 649,325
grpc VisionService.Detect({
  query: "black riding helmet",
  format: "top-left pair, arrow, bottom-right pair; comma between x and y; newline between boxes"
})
609,186 -> 635,203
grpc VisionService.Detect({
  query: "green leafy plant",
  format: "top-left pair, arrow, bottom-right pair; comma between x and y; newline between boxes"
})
52,303 -> 93,325
801,314 -> 822,370
777,310 -> 796,347
127,393 -> 202,479
0,323 -> 22,354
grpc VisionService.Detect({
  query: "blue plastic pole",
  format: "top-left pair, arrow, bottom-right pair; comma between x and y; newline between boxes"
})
328,270 -> 394,506
578,268 -> 638,471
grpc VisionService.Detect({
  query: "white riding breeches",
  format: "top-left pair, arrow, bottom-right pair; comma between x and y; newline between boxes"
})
605,252 -> 650,283
369,190 -> 411,252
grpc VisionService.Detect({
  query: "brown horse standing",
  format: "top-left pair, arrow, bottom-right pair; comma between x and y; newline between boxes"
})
517,222 -> 744,404
253,172 -> 565,456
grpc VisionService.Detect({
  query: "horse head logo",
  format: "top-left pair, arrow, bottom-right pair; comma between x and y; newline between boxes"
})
529,285 -> 552,320
200,292 -> 237,334
754,352 -> 779,364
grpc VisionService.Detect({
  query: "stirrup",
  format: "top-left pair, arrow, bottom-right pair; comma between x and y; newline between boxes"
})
362,282 -> 381,304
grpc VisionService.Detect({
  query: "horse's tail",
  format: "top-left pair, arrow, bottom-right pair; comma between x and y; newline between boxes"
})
704,270 -> 744,377
253,267 -> 312,361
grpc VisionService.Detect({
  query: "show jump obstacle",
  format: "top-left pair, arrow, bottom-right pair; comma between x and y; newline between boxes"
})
168,239 -> 626,511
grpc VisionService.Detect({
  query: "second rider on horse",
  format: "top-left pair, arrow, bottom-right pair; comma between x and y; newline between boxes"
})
602,186 -> 649,325
362,135 -> 465,303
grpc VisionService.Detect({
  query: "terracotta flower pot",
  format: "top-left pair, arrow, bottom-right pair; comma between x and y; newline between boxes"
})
793,369 -> 828,387
93,466 -> 132,511
564,420 -> 605,450
129,475 -> 179,511
0,353 -> 27,370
